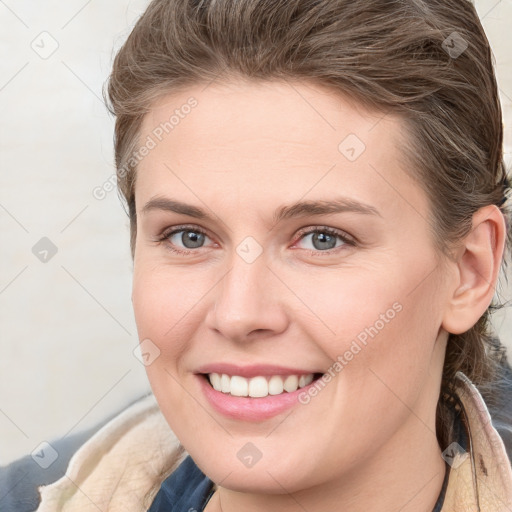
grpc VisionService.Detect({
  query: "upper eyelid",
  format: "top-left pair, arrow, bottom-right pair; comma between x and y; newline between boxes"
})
161,224 -> 210,237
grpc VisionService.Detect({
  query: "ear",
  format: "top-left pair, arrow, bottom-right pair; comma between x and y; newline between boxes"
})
441,205 -> 507,335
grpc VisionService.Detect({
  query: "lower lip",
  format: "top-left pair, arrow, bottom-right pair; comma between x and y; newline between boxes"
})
197,374 -> 319,421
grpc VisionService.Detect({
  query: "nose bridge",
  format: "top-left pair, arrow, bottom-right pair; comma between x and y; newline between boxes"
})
207,246 -> 286,341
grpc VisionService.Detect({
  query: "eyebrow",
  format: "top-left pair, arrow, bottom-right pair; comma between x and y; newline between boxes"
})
141,196 -> 382,224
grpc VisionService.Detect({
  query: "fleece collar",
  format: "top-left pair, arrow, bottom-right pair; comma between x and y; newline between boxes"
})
441,372 -> 512,509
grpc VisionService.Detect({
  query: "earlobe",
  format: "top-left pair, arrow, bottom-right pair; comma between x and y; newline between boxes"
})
441,205 -> 506,335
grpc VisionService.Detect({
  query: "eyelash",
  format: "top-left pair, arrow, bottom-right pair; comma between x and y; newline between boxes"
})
155,225 -> 356,257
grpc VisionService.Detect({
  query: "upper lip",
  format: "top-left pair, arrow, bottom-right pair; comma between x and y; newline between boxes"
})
196,363 -> 320,378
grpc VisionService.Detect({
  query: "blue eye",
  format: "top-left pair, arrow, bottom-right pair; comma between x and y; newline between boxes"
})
158,226 -> 212,255
295,227 -> 354,253
169,229 -> 207,249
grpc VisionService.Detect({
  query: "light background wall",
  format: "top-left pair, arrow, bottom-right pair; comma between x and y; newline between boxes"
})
1,0 -> 511,465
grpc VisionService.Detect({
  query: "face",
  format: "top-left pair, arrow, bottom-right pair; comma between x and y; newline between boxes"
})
132,79 -> 452,493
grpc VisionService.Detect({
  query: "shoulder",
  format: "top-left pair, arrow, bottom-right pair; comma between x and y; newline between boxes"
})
0,393 -> 182,512
0,400 -> 130,512
0,426 -> 102,512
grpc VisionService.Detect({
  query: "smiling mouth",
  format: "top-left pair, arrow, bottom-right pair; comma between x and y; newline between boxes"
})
202,372 -> 324,398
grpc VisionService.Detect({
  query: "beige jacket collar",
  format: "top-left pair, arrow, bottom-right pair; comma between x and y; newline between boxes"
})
35,372 -> 512,511
441,372 -> 512,509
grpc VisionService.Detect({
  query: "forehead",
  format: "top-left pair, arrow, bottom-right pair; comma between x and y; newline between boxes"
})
136,79 -> 428,219
142,79 -> 390,149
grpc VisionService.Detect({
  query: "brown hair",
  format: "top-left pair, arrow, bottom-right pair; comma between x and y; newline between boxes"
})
104,0 -> 512,448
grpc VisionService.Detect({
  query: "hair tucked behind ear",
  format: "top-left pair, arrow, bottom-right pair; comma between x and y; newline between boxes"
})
104,0 -> 512,452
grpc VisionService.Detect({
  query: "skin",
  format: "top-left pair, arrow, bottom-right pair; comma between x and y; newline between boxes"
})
131,79 -> 506,512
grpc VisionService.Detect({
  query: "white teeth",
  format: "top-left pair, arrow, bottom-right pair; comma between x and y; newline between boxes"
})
268,375 -> 284,395
283,375 -> 298,392
230,376 -> 249,397
220,374 -> 230,393
207,373 -> 316,397
299,374 -> 314,388
248,376 -> 268,398
210,373 -> 221,391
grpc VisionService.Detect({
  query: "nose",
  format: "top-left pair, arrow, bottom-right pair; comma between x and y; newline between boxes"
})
204,249 -> 288,343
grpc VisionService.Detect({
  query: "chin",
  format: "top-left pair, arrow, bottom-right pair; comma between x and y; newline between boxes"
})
193,447 -> 321,494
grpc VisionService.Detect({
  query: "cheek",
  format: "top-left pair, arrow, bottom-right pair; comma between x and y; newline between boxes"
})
132,263 -> 209,356
277,263 -> 410,359
131,265 -> 208,428
287,255 -> 443,406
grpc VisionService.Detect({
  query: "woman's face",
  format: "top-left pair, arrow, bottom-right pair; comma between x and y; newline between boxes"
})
132,80 -> 453,492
